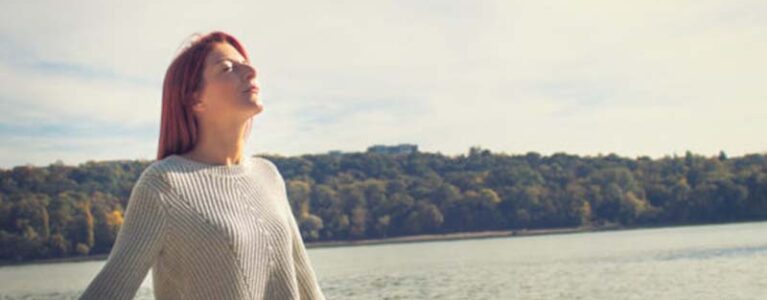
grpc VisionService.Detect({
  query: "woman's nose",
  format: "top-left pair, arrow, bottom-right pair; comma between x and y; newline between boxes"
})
242,63 -> 257,81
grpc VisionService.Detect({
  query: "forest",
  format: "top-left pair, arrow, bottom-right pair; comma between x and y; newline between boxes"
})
1,147 -> 766,263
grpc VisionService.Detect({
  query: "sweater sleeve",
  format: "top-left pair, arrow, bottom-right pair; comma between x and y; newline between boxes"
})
261,157 -> 326,300
286,205 -> 327,300
79,169 -> 169,300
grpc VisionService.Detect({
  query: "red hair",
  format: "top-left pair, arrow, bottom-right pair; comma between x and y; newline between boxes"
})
156,31 -> 253,160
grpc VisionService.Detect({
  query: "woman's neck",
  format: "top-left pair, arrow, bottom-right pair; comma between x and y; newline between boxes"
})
183,122 -> 248,166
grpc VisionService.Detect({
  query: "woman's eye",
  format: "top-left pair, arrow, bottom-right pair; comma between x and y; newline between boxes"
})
222,62 -> 233,72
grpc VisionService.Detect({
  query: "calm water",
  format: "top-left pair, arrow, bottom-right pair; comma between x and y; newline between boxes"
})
1,221 -> 766,299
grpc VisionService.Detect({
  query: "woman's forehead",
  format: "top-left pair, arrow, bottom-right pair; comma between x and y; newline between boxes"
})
206,43 -> 244,65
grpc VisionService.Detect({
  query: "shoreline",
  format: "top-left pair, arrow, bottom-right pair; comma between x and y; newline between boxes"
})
3,220 -> 762,267
303,223 -> 625,249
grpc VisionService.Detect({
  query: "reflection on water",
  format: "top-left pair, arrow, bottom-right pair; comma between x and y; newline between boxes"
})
2,221 -> 766,300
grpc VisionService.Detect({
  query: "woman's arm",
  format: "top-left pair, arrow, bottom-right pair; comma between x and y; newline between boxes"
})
286,208 -> 327,300
78,170 -> 169,300
261,157 -> 327,300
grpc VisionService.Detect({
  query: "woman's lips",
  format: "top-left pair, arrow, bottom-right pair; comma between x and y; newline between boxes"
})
244,85 -> 260,94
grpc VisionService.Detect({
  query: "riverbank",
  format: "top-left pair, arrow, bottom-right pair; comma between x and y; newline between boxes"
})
304,223 -> 625,249
0,223 -> 629,267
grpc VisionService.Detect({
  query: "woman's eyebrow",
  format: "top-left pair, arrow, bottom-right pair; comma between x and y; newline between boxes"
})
213,57 -> 249,65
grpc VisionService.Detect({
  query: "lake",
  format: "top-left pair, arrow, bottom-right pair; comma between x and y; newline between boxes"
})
1,221 -> 766,299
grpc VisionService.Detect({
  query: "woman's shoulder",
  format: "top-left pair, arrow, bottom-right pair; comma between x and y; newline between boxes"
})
142,157 -> 170,176
250,155 -> 284,179
133,158 -> 175,190
250,155 -> 277,171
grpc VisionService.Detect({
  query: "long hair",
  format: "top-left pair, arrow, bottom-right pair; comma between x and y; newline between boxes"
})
156,31 -> 253,160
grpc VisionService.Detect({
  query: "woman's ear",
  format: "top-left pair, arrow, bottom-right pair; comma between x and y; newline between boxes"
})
191,101 -> 206,113
190,92 -> 206,113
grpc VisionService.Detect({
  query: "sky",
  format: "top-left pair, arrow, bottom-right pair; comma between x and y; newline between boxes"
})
0,0 -> 765,169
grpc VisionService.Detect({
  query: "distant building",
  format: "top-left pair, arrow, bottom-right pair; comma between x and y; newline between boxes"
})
366,144 -> 419,155
327,150 -> 346,158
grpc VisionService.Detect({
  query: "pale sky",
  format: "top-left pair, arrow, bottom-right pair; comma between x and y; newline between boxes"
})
0,0 -> 765,169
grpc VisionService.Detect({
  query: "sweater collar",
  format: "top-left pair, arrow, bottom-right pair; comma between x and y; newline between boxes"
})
166,154 -> 252,177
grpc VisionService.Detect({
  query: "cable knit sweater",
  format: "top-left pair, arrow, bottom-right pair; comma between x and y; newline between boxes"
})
78,154 -> 326,300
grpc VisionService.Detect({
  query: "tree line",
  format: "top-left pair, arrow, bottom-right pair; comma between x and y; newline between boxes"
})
1,147 -> 766,263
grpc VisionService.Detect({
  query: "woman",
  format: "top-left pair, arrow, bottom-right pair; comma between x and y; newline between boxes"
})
79,31 -> 326,300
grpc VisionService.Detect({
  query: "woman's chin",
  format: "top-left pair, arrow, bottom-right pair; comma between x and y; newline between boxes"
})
242,94 -> 262,105
246,97 -> 264,114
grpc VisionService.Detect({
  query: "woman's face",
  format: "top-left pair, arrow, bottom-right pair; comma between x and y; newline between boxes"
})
193,42 -> 262,121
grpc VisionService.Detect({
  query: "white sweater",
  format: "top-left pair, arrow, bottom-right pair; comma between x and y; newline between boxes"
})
79,154 -> 326,300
